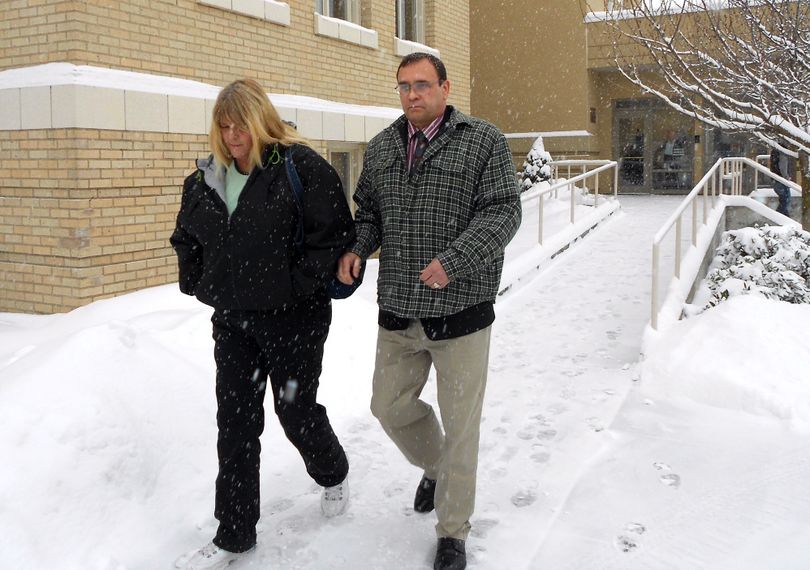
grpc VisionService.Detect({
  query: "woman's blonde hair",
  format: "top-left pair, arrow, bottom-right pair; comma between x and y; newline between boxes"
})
209,78 -> 310,172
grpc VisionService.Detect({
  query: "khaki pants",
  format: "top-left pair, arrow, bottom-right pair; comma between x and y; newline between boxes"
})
370,321 -> 491,540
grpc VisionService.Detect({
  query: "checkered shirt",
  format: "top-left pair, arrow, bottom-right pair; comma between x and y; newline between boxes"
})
351,107 -> 522,318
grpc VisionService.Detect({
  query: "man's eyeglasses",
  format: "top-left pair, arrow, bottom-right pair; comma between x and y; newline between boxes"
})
394,80 -> 442,95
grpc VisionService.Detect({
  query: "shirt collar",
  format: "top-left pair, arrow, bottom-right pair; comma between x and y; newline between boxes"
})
407,113 -> 444,142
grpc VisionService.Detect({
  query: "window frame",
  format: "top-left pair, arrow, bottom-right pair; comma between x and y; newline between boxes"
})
317,0 -> 361,25
396,0 -> 425,45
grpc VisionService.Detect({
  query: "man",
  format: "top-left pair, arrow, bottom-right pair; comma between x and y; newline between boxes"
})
337,53 -> 521,570
770,143 -> 795,216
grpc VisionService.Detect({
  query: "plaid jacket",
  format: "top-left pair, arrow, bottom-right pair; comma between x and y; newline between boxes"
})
351,107 -> 522,318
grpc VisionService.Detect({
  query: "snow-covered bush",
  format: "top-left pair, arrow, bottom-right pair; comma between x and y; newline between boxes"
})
692,225 -> 810,313
518,136 -> 552,192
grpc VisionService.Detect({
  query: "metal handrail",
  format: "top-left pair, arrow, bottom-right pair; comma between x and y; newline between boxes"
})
522,161 -> 618,245
550,159 -> 615,183
650,156 -> 801,330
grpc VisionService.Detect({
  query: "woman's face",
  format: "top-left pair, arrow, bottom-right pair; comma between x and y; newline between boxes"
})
220,120 -> 253,171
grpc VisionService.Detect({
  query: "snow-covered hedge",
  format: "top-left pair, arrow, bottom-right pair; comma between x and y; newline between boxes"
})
517,136 -> 552,192
689,225 -> 810,314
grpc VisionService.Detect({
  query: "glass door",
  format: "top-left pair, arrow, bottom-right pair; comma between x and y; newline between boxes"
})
613,99 -> 695,194
615,115 -> 647,192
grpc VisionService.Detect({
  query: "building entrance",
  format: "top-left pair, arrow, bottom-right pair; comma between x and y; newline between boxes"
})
613,99 -> 694,194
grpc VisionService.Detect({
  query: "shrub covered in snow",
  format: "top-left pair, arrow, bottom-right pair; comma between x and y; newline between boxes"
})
693,225 -> 810,312
518,136 -> 553,192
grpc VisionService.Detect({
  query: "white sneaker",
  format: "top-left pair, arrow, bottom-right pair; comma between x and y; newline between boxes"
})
321,478 -> 349,517
174,542 -> 251,570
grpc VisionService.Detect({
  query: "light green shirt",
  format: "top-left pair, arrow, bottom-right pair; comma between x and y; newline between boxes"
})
225,161 -> 250,215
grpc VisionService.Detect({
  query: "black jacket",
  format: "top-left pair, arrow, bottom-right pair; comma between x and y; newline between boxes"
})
170,144 -> 355,310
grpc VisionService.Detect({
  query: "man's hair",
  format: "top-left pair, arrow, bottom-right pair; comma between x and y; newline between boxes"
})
397,52 -> 447,82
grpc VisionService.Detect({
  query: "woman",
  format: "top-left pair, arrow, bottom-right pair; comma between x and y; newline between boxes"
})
170,79 -> 353,570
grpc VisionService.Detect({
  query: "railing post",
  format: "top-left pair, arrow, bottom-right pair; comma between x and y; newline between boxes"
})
595,170 -> 600,203
703,180 -> 709,224
570,181 -> 576,224
675,216 -> 682,279
613,163 -> 618,198
651,242 -> 660,331
538,192 -> 545,246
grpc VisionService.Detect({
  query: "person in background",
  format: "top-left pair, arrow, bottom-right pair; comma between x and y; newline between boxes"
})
337,53 -> 522,570
170,78 -> 353,570
770,143 -> 795,216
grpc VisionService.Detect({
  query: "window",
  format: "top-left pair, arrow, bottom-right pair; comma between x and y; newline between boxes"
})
328,144 -> 363,212
317,0 -> 361,25
396,0 -> 424,44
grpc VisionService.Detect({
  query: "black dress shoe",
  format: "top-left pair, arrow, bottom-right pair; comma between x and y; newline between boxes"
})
414,475 -> 436,513
434,537 -> 466,570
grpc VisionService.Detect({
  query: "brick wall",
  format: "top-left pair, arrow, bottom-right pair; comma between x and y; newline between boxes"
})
1,128 -> 207,313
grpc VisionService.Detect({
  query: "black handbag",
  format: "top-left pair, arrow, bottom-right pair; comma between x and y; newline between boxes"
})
284,147 -> 364,299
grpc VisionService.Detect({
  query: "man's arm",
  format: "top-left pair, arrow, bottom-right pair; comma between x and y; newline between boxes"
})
436,132 -> 522,280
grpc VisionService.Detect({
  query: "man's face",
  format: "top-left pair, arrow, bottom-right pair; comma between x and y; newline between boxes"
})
397,59 -> 450,130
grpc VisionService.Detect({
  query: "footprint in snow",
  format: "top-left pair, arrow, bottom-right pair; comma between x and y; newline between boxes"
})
510,489 -> 537,508
266,498 -> 295,515
536,429 -> 557,441
653,462 -> 681,488
586,417 -> 605,432
469,517 -> 499,539
625,522 -> 646,535
516,427 -> 537,440
500,446 -> 519,461
615,522 -> 646,553
615,535 -> 639,553
659,474 -> 681,488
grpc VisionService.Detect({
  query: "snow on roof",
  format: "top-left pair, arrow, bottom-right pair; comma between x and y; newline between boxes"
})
585,0 -> 736,23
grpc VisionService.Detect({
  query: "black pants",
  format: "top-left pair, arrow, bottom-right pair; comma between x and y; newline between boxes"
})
210,294 -> 349,553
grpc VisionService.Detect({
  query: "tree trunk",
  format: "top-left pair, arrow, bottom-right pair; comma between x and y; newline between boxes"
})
802,152 -> 810,231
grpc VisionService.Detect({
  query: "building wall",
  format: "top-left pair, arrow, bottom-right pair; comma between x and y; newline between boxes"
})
469,1 -> 735,193
0,0 -> 471,313
470,0 -> 591,136
0,0 -> 470,112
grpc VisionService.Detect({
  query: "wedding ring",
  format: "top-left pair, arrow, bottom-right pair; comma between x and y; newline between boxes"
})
432,282 -> 440,289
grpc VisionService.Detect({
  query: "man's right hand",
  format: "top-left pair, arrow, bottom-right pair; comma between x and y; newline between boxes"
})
337,252 -> 363,285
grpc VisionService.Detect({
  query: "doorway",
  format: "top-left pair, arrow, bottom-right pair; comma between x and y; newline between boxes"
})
613,99 -> 694,194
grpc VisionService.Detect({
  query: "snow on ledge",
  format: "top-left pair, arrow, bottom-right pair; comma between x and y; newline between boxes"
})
0,63 -> 400,140
505,131 -> 593,139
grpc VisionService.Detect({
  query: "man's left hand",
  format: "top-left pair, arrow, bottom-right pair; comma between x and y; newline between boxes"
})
420,258 -> 450,290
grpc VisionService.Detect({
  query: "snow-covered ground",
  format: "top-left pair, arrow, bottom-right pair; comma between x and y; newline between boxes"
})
2,195 -> 809,569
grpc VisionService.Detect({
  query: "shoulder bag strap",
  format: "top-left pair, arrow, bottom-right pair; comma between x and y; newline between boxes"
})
284,146 -> 305,250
